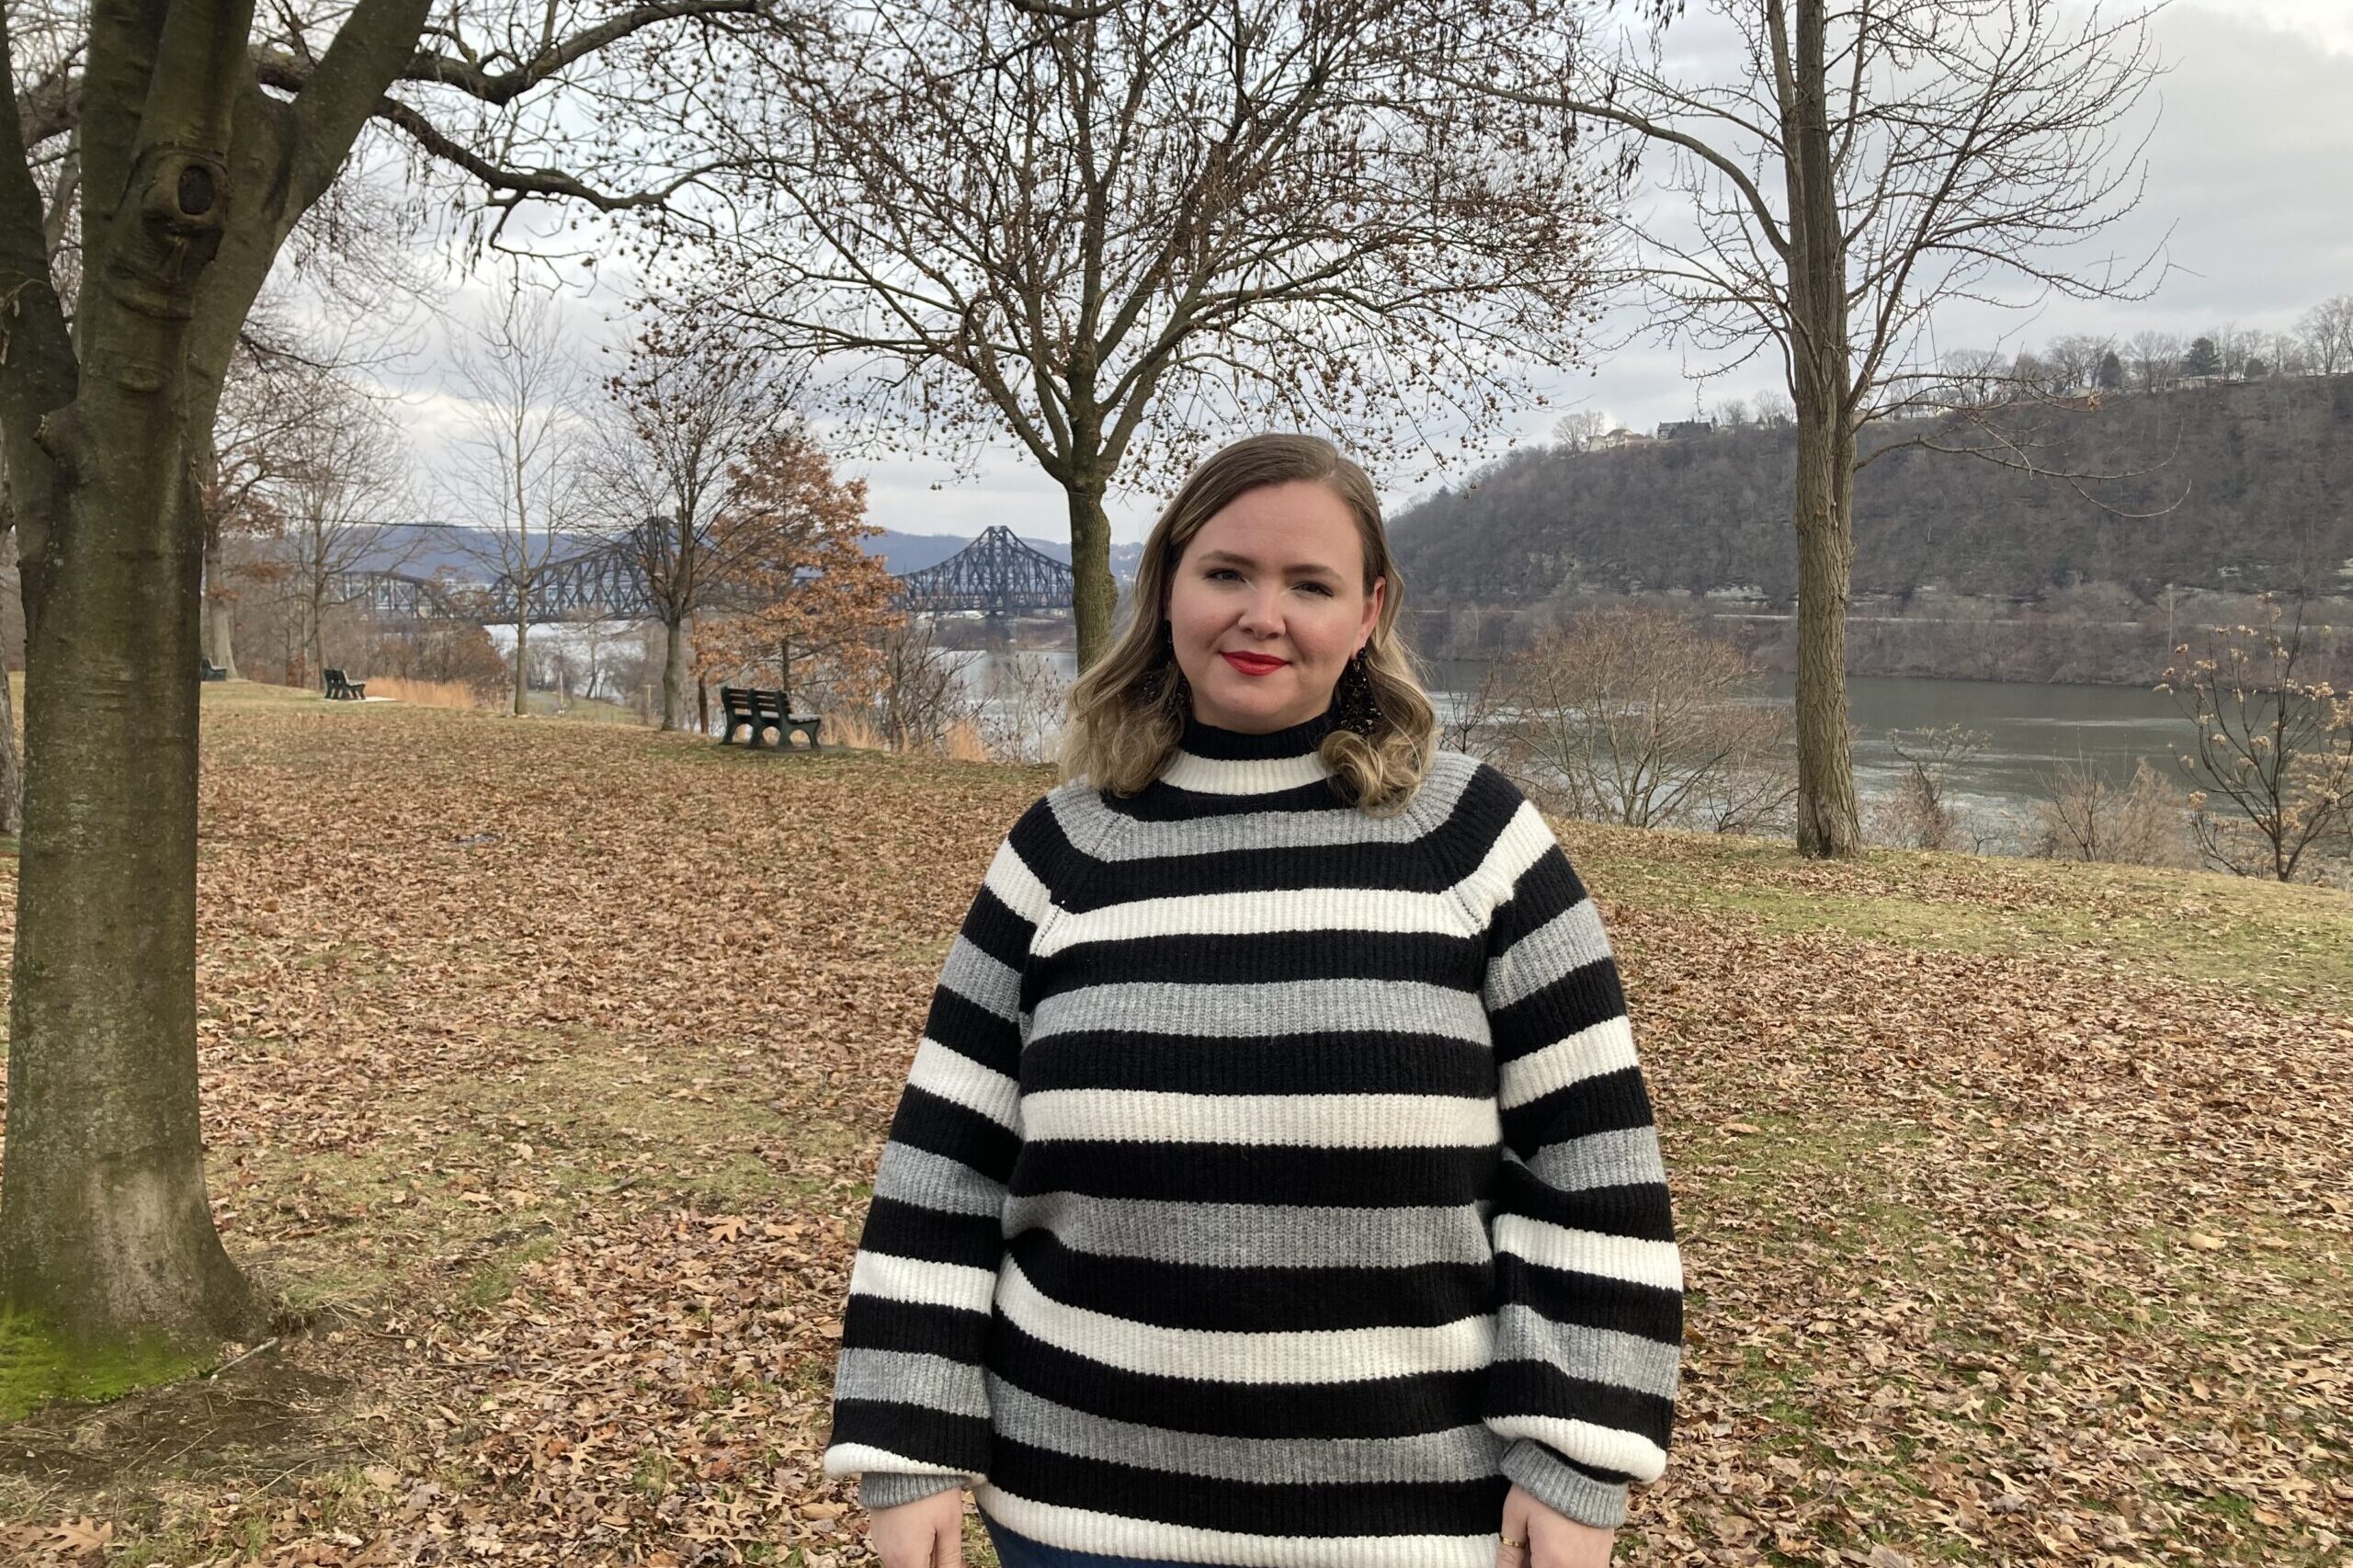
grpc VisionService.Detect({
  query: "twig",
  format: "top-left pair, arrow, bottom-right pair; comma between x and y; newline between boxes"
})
207,1336 -> 282,1379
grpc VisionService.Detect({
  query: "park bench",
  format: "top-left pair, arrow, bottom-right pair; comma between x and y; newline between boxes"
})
198,656 -> 227,682
718,686 -> 822,750
324,667 -> 366,700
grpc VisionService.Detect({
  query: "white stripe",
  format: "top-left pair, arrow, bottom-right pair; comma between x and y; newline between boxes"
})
1157,749 -> 1337,796
821,1441 -> 974,1482
996,1256 -> 1494,1383
906,1036 -> 1020,1131
847,1250 -> 998,1312
1455,799 -> 1556,913
1497,1015 -> 1640,1110
983,834 -> 1054,926
974,1486 -> 1497,1568
1484,1412 -> 1668,1484
1032,885 -> 1463,957
1492,1213 -> 1684,1290
1022,1088 -> 1499,1149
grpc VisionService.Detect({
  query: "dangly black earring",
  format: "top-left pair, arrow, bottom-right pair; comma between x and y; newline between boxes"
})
1336,644 -> 1381,736
1145,619 -> 1190,711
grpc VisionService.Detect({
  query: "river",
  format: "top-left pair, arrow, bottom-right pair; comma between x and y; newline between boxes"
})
954,650 -> 2202,840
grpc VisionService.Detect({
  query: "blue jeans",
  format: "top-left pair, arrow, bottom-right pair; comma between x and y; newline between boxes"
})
980,1509 -> 1245,1568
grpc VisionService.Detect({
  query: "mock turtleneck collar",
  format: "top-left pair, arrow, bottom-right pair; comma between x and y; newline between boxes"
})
1159,701 -> 1341,796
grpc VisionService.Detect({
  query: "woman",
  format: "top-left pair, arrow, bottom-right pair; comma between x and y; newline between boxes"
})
822,434 -> 1684,1568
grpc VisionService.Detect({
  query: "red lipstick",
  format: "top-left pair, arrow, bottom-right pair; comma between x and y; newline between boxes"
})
1222,652 -> 1287,676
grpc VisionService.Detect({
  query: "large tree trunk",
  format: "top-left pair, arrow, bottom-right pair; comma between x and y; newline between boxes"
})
660,614 -> 689,730
1065,478 -> 1115,673
203,528 -> 238,679
1779,0 -> 1863,859
0,135 -> 264,1345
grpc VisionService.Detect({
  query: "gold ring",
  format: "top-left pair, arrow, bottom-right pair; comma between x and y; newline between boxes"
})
1500,1536 -> 1527,1551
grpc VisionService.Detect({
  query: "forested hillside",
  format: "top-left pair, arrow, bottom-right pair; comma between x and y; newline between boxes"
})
1391,374 -> 2353,608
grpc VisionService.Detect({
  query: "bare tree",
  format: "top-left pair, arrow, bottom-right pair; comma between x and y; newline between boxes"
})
2029,755 -> 2185,866
2127,329 -> 2183,393
594,310 -> 804,730
270,372 -> 413,686
1871,724 -> 1989,851
1491,605 -> 1793,832
708,0 -> 1610,669
0,1 -> 776,1361
443,268 -> 595,718
2301,295 -> 2353,378
2045,333 -> 2119,393
1459,0 -> 2164,858
1553,409 -> 1610,452
2160,593 -> 2353,883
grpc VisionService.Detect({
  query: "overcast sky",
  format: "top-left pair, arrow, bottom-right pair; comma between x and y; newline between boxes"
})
381,0 -> 2353,548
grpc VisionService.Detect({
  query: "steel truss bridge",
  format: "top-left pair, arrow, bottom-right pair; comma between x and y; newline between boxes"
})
338,523 -> 1074,624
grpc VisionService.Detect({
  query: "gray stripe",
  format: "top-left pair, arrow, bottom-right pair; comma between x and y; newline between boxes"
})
833,1347 -> 991,1417
872,1142 -> 1008,1219
1495,1305 -> 1682,1399
1031,978 -> 1489,1044
1484,898 -> 1612,1010
986,1373 -> 1506,1483
1000,1196 -> 1495,1267
938,935 -> 1021,1022
1499,1438 -> 1628,1530
1520,1127 -> 1665,1193
1052,753 -> 1482,860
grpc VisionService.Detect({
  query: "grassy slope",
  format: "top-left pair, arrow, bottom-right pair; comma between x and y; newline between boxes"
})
0,687 -> 2345,1567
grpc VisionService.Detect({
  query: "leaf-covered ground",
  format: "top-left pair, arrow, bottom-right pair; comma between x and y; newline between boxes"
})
1,683 -> 2347,1567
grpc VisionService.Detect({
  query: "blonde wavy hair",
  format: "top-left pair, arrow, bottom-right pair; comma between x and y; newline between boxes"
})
1058,433 -> 1438,816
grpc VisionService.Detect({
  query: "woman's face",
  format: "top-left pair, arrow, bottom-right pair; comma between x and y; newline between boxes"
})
1163,480 -> 1385,735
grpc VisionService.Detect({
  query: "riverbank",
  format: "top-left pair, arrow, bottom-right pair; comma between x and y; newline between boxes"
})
2,684 -> 2347,1565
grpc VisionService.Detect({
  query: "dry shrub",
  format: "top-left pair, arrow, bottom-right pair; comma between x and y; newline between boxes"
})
366,676 -> 491,710
1868,725 -> 1988,852
819,708 -> 889,751
940,716 -> 993,763
2029,756 -> 2191,867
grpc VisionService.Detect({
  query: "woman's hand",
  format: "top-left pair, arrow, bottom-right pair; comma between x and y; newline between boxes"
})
867,1487 -> 965,1567
1497,1483 -> 1616,1568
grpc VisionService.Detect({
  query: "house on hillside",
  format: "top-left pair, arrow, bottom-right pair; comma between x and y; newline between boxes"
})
1596,426 -> 1655,449
1655,418 -> 1716,440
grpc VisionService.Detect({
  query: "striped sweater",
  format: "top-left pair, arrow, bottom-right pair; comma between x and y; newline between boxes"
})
822,703 -> 1684,1565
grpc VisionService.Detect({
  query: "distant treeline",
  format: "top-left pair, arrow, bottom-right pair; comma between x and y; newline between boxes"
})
1392,372 -> 2353,611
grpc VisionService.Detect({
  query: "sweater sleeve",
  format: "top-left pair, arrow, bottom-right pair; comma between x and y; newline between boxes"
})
821,795 -> 1062,1510
1472,773 -> 1684,1530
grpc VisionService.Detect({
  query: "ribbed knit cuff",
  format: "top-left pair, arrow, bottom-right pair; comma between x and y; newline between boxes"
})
857,1471 -> 968,1512
1500,1438 -> 1631,1530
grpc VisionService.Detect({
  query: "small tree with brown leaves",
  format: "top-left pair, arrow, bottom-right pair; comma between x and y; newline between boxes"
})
2160,594 -> 2353,883
693,431 -> 902,729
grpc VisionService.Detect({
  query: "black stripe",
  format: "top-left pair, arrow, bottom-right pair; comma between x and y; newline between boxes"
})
1005,1227 -> 1492,1332
840,1296 -> 993,1364
1020,1027 -> 1495,1097
1029,926 -> 1483,999
858,1197 -> 1004,1269
1488,960 -> 1627,1064
955,881 -> 1039,972
825,1397 -> 991,1473
1495,1064 -> 1656,1149
1490,1170 -> 1677,1242
890,1087 -> 1021,1183
1490,843 -> 1593,954
1008,1141 -> 1498,1208
921,987 -> 1023,1079
988,1437 -> 1509,1539
1495,1254 -> 1684,1343
1103,777 -> 1357,821
1053,839 -> 1459,910
985,1320 -> 1488,1439
1484,1359 -> 1677,1449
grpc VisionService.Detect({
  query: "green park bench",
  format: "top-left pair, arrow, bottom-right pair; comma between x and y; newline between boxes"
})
718,686 -> 822,750
324,667 -> 366,700
199,656 -> 228,682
